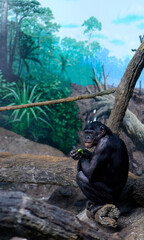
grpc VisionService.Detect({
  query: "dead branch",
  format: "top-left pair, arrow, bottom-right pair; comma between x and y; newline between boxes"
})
103,65 -> 108,90
92,67 -> 103,92
0,89 -> 116,112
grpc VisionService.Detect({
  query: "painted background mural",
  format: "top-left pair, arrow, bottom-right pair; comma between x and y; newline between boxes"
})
0,0 -> 144,153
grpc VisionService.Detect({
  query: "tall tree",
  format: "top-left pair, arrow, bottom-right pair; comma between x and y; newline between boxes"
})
0,0 -> 8,77
21,7 -> 60,73
17,31 -> 41,78
7,0 -> 40,80
82,16 -> 102,51
107,41 -> 144,133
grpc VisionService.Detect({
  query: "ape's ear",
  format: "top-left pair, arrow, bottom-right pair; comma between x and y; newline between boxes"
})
100,126 -> 105,135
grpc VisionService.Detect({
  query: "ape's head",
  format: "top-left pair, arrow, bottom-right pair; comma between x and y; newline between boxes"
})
84,121 -> 111,148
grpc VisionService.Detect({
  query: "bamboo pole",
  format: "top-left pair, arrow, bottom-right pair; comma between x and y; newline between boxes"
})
0,88 -> 116,112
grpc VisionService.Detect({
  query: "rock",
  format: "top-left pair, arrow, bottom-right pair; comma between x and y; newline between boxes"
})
0,127 -> 65,157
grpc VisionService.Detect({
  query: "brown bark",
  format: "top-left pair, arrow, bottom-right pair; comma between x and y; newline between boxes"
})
0,88 -> 116,112
0,190 -> 110,240
0,152 -> 77,187
92,94 -> 144,151
0,152 -> 143,207
0,153 -> 144,238
107,40 -> 144,134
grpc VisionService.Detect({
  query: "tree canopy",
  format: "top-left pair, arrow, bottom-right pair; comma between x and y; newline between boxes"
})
0,0 -> 103,153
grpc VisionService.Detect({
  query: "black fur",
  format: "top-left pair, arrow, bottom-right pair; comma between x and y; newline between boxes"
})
70,121 -> 129,211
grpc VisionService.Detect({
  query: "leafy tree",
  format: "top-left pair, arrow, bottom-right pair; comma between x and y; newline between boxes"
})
17,31 -> 41,78
7,0 -> 41,79
82,16 -> 102,51
21,7 -> 60,70
57,54 -> 71,77
35,81 -> 81,154
61,37 -> 89,59
0,1 -> 104,153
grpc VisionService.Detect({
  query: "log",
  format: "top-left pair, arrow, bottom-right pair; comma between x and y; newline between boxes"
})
0,153 -> 144,239
0,152 -> 77,187
0,190 -> 111,240
0,152 -> 143,207
1,189 -> 142,240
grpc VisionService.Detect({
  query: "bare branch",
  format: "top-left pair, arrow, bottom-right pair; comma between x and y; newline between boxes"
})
103,65 -> 108,90
0,88 -> 116,112
92,67 -> 103,92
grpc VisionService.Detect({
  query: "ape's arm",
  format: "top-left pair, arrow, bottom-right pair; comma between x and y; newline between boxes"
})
81,140 -> 111,181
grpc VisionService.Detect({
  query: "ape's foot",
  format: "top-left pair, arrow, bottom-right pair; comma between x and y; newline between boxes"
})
86,201 -> 102,219
86,200 -> 95,211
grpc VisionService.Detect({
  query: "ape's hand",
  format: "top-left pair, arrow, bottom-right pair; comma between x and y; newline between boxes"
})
70,148 -> 84,160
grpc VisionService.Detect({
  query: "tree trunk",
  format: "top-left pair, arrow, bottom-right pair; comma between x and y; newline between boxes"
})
103,65 -> 108,90
92,94 -> 144,151
0,152 -> 143,207
8,18 -> 20,79
0,0 -> 8,77
93,67 -> 103,92
107,40 -> 144,134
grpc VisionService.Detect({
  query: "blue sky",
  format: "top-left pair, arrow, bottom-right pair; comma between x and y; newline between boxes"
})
39,0 -> 144,60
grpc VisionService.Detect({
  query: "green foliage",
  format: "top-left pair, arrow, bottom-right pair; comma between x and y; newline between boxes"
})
9,0 -> 41,17
82,16 -> 102,34
1,80 -> 81,154
3,83 -> 51,133
38,81 -> 81,154
0,70 -> 5,86
57,54 -> 72,77
82,16 -> 102,52
17,31 -> 41,77
0,0 -> 104,153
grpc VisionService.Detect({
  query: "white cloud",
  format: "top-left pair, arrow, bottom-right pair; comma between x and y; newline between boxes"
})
39,0 -> 144,59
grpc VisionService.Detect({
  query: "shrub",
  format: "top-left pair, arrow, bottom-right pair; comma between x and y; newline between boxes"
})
2,81 -> 81,154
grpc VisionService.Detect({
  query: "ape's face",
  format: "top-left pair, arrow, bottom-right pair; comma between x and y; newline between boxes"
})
84,130 -> 96,148
84,123 -> 106,148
